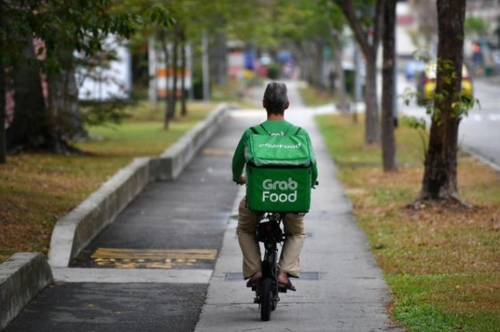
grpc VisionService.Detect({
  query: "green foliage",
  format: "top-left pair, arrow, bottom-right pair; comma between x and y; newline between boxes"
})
0,1 -> 174,73
402,116 -> 427,131
220,0 -> 341,49
267,63 -> 281,79
331,0 -> 379,31
81,101 -> 131,127
433,58 -> 478,118
465,16 -> 490,37
318,0 -> 345,31
401,116 -> 428,160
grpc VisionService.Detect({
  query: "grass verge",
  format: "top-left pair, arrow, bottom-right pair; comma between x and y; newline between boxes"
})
315,113 -> 500,331
0,101 -> 221,263
298,83 -> 336,107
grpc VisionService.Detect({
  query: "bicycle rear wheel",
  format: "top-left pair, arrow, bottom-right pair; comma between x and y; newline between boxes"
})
260,277 -> 272,321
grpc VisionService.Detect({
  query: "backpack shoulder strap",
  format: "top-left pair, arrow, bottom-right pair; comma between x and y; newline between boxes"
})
249,126 -> 260,134
285,125 -> 302,136
259,124 -> 272,136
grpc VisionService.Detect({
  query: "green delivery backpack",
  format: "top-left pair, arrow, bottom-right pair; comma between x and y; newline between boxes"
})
245,124 -> 314,213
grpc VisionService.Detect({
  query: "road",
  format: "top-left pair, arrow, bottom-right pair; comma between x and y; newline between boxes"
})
398,74 -> 500,169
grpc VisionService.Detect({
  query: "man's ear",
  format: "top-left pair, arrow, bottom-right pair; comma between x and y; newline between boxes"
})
262,100 -> 267,108
284,101 -> 290,110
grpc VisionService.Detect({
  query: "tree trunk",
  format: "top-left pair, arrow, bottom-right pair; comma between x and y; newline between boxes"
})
365,57 -> 380,144
6,39 -> 52,152
338,0 -> 384,145
48,48 -> 87,141
167,31 -> 179,123
0,1 -> 5,163
180,29 -> 187,117
419,0 -> 466,202
381,0 -> 398,172
298,40 -> 321,89
0,60 -> 5,163
315,40 -> 324,91
212,32 -> 227,86
331,29 -> 347,115
159,29 -> 171,130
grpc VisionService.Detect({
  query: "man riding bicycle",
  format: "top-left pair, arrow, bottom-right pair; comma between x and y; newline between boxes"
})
232,82 -> 318,291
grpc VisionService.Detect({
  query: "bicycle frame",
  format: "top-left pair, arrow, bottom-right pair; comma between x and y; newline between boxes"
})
253,212 -> 286,321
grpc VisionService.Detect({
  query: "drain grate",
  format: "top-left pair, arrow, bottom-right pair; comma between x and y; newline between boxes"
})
225,272 -> 321,281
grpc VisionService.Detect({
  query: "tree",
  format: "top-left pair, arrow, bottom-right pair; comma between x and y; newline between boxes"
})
48,45 -> 86,142
0,1 -> 172,162
7,39 -> 52,152
166,28 -> 180,128
418,0 -> 468,203
381,0 -> 397,172
180,28 -> 187,117
0,0 -> 6,163
256,0 -> 340,93
334,0 -> 385,145
144,0 -> 235,126
321,1 -> 348,114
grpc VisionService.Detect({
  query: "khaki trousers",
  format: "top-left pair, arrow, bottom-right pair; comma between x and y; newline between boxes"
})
236,196 -> 306,279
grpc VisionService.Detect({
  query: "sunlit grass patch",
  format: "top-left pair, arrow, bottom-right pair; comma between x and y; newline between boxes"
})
389,274 -> 500,331
298,84 -> 335,107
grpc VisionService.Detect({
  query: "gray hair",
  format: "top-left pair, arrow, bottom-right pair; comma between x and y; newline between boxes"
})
263,82 -> 288,113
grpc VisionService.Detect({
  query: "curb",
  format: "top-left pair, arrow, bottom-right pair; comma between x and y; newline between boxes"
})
48,102 -> 231,267
0,103 -> 232,329
0,253 -> 53,330
461,145 -> 500,173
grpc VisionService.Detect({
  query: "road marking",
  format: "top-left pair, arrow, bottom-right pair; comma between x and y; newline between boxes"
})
91,248 -> 217,269
472,114 -> 482,122
466,114 -> 500,122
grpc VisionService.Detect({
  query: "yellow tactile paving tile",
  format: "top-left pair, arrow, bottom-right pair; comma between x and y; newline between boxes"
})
90,248 -> 218,269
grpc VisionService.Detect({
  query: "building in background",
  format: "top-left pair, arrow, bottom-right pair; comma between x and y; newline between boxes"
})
76,35 -> 132,101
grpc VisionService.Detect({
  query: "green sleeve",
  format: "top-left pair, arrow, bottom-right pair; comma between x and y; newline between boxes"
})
231,130 -> 249,182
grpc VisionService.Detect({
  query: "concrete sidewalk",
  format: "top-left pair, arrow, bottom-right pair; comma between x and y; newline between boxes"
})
194,81 -> 402,331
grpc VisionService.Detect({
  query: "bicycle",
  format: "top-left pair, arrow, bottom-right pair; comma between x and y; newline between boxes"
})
248,212 -> 288,322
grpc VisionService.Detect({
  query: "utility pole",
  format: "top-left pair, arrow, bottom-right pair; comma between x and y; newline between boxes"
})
202,31 -> 209,102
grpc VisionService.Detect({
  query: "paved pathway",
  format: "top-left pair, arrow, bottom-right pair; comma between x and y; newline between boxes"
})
194,81 -> 402,331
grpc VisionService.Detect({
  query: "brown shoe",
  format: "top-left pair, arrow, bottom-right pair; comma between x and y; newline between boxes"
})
245,271 -> 262,287
278,279 -> 296,291
277,272 -> 297,291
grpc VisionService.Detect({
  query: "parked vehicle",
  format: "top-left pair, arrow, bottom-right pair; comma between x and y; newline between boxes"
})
416,62 -> 473,105
404,59 -> 425,81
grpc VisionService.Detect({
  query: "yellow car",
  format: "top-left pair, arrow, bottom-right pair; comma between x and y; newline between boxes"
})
416,62 -> 473,105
